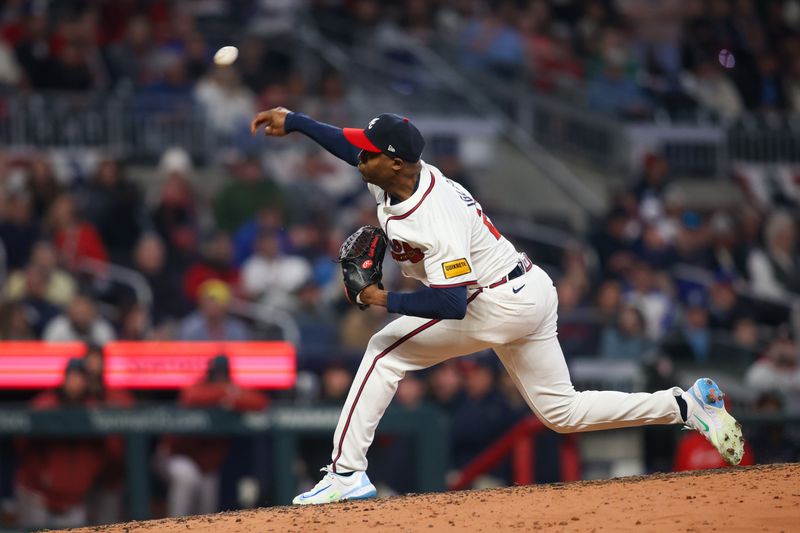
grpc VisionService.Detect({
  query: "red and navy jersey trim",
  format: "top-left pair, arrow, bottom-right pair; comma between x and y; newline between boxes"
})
384,169 -> 435,224
429,280 -> 478,288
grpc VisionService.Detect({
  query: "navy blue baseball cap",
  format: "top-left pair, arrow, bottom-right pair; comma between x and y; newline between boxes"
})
343,113 -> 425,162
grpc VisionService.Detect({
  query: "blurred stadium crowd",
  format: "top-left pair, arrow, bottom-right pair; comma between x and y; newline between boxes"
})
0,0 -> 799,528
3,0 -> 800,118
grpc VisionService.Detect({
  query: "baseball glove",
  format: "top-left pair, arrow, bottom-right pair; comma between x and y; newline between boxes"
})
337,225 -> 388,309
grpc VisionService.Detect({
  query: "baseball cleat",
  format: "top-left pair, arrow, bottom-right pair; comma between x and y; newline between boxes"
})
292,466 -> 377,505
682,378 -> 745,465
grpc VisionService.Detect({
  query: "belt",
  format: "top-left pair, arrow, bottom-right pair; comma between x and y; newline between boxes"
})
486,253 -> 533,289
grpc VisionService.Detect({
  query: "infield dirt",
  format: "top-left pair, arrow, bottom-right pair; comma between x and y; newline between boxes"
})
68,463 -> 798,533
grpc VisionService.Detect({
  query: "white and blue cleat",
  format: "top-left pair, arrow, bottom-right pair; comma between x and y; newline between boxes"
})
293,466 -> 377,505
682,377 -> 745,465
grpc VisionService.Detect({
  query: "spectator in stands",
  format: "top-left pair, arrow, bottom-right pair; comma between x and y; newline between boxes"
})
458,0 -> 525,80
590,207 -> 636,277
622,260 -> 674,340
48,41 -> 98,91
319,360 -> 354,407
749,53 -> 786,111
11,265 -> 60,337
75,157 -> 143,264
156,355 -> 268,517
1,189 -> 40,272
634,222 -> 675,271
104,15 -> 159,87
708,212 -> 744,278
0,301 -> 34,340
116,302 -> 152,341
734,206 -> 764,273
3,240 -> 76,307
42,293 -> 115,345
661,289 -> 714,363
451,357 -> 514,468
183,230 -> 239,302
15,358 -> 108,528
82,344 -> 134,525
726,317 -> 761,363
523,8 -> 583,95
748,391 -> 800,464
555,277 -> 597,357
672,211 -> 714,269
12,6 -> 55,89
135,53 -> 193,112
707,274 -> 746,330
632,153 -> 670,204
599,305 -> 654,360
286,280 -> 339,356
24,157 -> 62,220
213,156 -> 286,234
152,148 -> 199,261
241,230 -> 312,306
179,279 -> 249,341
586,36 -> 650,118
46,194 -> 108,272
195,65 -> 256,138
339,303 -> 393,354
183,31 -> 210,82
594,279 -> 623,326
237,35 -> 293,94
232,206 -> 289,267
425,360 -> 464,416
747,210 -> 800,299
681,56 -> 744,120
616,0 -> 685,86
784,54 -> 800,113
745,338 -> 800,413
132,233 -> 189,324
0,34 -> 21,86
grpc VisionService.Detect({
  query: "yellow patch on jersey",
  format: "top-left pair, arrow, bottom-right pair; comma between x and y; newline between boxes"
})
442,258 -> 472,279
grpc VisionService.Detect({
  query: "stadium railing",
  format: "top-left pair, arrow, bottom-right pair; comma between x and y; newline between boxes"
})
449,416 -> 580,491
0,405 -> 449,520
0,91 -> 213,163
76,257 -> 153,311
230,297 -> 301,346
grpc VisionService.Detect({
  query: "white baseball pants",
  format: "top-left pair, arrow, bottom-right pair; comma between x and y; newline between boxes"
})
162,455 -> 219,517
331,264 -> 683,473
15,484 -> 87,528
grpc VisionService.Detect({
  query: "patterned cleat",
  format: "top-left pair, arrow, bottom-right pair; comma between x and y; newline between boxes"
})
292,466 -> 377,505
682,378 -> 745,465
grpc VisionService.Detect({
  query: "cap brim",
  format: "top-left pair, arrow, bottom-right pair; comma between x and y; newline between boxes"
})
343,128 -> 381,152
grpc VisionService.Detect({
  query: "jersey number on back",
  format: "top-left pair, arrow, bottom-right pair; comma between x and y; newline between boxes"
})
477,208 -> 501,240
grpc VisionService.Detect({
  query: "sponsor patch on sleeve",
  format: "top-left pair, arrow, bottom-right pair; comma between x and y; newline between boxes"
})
442,258 -> 472,279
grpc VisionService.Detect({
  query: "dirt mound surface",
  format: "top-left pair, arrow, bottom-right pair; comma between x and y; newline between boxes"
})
68,463 -> 799,533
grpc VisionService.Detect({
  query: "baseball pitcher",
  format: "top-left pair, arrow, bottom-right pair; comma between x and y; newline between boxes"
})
251,108 -> 744,505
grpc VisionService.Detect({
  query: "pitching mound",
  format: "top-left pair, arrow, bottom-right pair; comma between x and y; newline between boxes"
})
68,463 -> 798,533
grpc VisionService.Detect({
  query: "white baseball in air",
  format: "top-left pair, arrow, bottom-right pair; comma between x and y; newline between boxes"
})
214,45 -> 239,66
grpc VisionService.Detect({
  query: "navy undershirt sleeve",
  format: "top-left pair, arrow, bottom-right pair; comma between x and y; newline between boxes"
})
386,285 -> 468,320
284,112 -> 360,166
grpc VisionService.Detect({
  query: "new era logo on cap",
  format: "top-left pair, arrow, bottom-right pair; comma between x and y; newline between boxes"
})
343,114 -> 425,162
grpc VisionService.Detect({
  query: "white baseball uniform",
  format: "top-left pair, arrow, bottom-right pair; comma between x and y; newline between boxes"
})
330,161 -> 684,473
